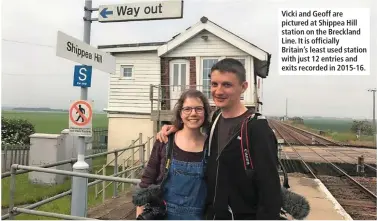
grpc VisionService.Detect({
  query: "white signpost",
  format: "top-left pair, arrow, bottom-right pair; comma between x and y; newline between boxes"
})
57,0 -> 184,218
56,31 -> 116,73
98,0 -> 183,22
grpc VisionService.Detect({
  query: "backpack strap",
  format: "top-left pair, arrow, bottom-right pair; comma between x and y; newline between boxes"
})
208,112 -> 221,157
210,108 -> 221,122
240,113 -> 258,176
241,114 -> 290,188
159,133 -> 175,188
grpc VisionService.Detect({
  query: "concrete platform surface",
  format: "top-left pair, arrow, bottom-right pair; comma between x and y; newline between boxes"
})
87,175 -> 353,220
87,191 -> 136,220
287,174 -> 352,220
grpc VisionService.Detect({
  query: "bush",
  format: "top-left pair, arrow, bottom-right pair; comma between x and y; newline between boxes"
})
1,116 -> 35,145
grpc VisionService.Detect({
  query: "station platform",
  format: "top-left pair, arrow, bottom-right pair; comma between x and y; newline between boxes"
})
87,190 -> 136,220
286,174 -> 351,220
87,174 -> 352,220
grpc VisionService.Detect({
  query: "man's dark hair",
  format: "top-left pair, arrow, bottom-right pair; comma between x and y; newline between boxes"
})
172,89 -> 211,131
210,58 -> 246,83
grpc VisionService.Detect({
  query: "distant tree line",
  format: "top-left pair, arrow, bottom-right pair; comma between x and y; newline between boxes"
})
12,107 -> 68,112
289,117 -> 304,124
351,120 -> 374,136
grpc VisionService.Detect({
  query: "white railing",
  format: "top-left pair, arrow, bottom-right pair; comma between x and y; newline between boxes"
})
94,134 -> 154,203
7,164 -> 141,220
2,137 -> 153,220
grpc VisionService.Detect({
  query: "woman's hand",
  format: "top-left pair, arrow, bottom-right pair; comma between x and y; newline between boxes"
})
156,125 -> 177,143
136,206 -> 144,218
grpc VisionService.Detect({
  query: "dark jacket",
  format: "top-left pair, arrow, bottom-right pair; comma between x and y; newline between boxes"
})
138,140 -> 167,188
204,110 -> 282,220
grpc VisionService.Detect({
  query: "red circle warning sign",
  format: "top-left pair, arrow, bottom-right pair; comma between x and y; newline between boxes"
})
69,100 -> 93,127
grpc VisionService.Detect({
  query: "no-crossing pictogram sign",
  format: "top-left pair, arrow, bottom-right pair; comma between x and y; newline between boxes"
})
69,100 -> 93,137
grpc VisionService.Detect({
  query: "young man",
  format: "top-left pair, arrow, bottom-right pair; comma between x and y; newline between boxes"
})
156,58 -> 282,220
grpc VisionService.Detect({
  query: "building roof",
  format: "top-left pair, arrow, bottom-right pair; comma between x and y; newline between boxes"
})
98,16 -> 271,78
98,42 -> 165,49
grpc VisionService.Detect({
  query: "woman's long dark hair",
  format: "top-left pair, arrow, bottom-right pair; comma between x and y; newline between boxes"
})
171,89 -> 211,132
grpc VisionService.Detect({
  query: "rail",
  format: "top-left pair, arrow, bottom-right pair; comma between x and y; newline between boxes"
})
149,84 -> 252,108
2,164 -> 143,220
94,136 -> 140,201
273,120 -> 377,199
2,144 -> 144,179
280,121 -> 377,172
150,84 -> 245,111
270,121 -> 317,178
280,121 -> 343,146
2,139 -> 149,220
7,164 -> 142,220
94,135 -> 154,202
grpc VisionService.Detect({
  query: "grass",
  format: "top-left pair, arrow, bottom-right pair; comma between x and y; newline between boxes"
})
0,110 -> 137,219
2,156 -> 134,220
1,111 -> 108,134
1,174 -> 71,208
289,119 -> 374,146
14,182 -> 132,220
2,157 -> 104,208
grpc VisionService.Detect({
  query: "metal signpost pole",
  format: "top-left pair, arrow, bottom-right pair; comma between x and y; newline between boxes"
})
70,0 -> 91,217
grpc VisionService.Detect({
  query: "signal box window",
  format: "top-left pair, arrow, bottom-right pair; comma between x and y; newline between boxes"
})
121,65 -> 133,78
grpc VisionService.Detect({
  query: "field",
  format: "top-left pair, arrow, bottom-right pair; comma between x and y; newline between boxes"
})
292,118 -> 374,146
302,118 -> 354,132
2,111 -> 108,133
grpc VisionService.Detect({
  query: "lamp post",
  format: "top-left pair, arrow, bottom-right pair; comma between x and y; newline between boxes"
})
367,88 -> 376,148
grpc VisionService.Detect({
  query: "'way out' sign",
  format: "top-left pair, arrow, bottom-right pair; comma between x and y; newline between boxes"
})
98,0 -> 183,22
56,31 -> 116,73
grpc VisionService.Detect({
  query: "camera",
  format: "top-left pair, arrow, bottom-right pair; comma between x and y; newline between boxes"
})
136,199 -> 167,220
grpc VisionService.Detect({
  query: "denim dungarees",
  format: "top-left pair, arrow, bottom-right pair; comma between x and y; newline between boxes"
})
163,147 -> 207,220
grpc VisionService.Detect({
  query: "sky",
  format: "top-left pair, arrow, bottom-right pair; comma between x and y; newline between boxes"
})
1,0 -> 376,119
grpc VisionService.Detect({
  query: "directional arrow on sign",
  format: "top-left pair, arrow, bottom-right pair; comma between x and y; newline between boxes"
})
98,0 -> 183,23
100,8 -> 113,18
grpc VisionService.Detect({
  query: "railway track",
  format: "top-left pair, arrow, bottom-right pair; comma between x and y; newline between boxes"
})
279,121 -> 343,146
270,120 -> 377,171
271,120 -> 376,176
269,120 -> 377,220
270,119 -> 376,149
318,175 -> 376,220
269,120 -> 341,146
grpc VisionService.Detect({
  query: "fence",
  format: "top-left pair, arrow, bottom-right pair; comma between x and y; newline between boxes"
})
149,84 -> 249,112
94,134 -> 154,203
2,135 -> 153,220
7,164 -> 141,220
1,128 -> 109,173
150,84 -> 213,112
1,145 -> 30,173
92,128 -> 108,154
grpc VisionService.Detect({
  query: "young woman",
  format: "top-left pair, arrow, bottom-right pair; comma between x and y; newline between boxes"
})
133,89 -> 212,220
